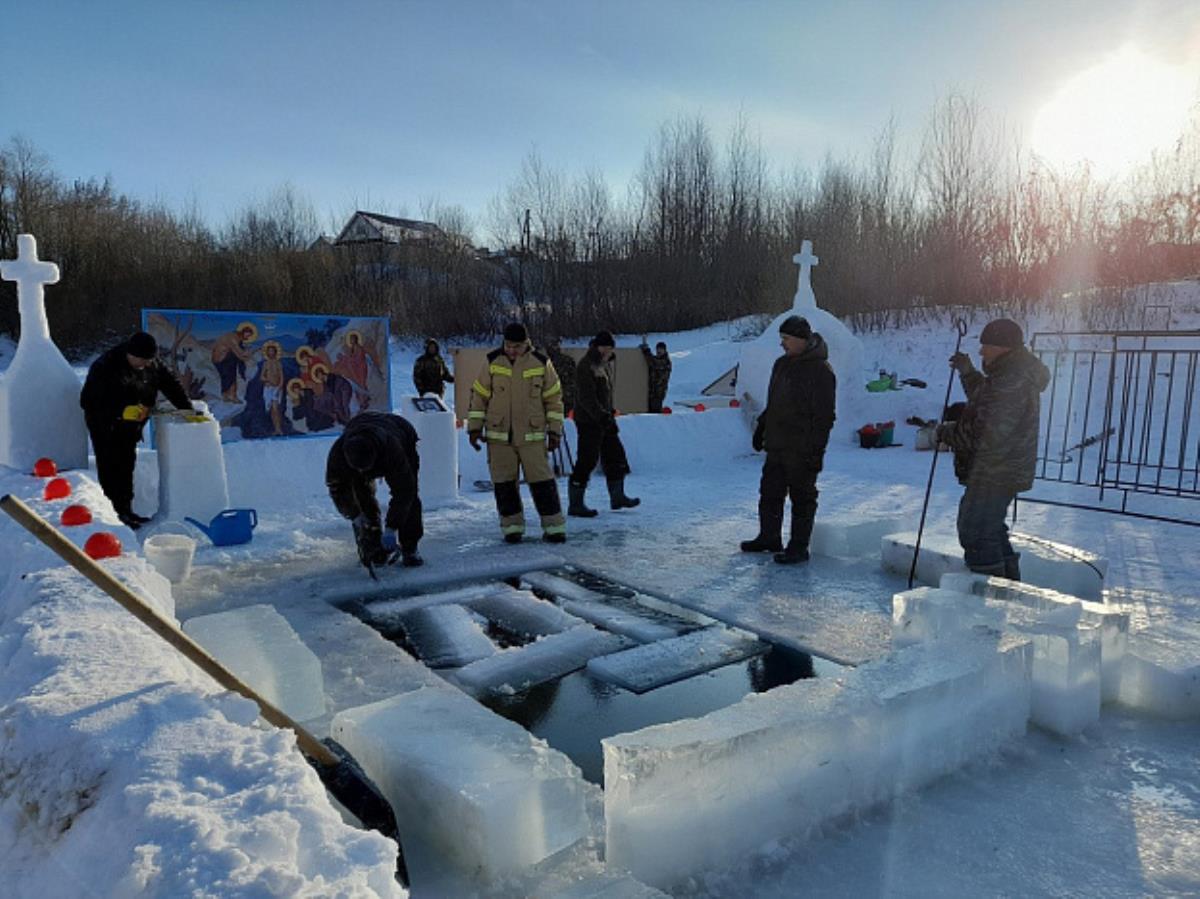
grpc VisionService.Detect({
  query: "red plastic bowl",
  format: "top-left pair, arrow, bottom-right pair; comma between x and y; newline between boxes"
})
84,532 -> 122,560
61,504 -> 93,526
43,477 -> 71,500
33,458 -> 57,477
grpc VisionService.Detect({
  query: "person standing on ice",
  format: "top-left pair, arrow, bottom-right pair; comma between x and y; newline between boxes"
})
79,331 -> 194,530
639,340 -> 672,413
467,322 -> 567,543
741,315 -> 836,564
936,318 -> 1050,581
412,338 -> 455,398
326,411 -> 424,570
568,330 -> 641,517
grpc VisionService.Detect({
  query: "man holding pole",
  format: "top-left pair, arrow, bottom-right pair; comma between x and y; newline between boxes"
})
936,318 -> 1050,581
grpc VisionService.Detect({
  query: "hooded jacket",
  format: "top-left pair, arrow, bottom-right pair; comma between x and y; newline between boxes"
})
758,333 -> 837,456
940,345 -> 1051,492
412,341 -> 454,396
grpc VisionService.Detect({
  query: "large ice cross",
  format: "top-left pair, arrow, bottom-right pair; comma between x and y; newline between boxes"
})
792,239 -> 818,294
0,234 -> 60,342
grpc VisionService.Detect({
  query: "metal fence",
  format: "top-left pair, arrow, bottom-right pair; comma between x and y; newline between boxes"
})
1024,329 -> 1200,527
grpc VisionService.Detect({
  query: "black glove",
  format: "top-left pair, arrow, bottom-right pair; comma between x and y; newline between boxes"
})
752,422 -> 765,452
547,431 -> 561,452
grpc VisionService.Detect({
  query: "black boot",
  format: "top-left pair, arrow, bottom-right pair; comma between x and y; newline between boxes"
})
742,499 -> 784,552
401,549 -> 424,567
741,535 -> 783,552
568,481 -> 598,518
774,503 -> 815,564
1003,553 -> 1021,582
774,545 -> 811,565
607,477 -> 641,510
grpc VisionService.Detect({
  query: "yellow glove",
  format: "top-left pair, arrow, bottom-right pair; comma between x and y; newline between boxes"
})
121,404 -> 148,422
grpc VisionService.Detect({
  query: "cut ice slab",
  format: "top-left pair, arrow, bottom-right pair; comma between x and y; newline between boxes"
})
467,585 -> 583,637
521,571 -> 686,643
358,581 -> 513,625
1117,626 -> 1200,719
809,515 -> 904,559
330,686 -> 590,885
587,626 -> 769,694
398,604 -> 496,668
941,572 -> 1129,703
891,586 -> 1002,648
182,604 -> 325,722
881,531 -> 1107,599
453,624 -> 633,696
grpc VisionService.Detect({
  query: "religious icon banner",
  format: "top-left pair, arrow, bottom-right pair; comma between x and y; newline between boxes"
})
142,308 -> 391,441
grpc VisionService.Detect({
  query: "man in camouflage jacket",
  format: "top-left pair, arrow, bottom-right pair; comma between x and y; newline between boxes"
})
467,322 -> 567,543
640,340 -> 672,412
937,318 -> 1050,580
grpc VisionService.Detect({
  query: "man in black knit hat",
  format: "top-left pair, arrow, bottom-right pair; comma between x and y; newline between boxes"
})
741,315 -> 836,564
937,318 -> 1049,581
80,331 -> 193,529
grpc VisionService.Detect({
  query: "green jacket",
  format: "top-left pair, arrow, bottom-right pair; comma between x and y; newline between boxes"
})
940,346 -> 1051,492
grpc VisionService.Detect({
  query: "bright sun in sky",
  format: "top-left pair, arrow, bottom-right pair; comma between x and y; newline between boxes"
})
1031,45 -> 1198,179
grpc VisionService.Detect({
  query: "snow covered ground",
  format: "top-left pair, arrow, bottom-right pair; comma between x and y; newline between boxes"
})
1,287 -> 1198,897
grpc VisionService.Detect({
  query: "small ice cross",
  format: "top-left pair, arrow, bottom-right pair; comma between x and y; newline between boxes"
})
0,234 -> 60,342
792,240 -> 818,294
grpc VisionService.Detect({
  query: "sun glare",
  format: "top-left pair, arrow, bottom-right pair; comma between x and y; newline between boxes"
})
1030,45 -> 1198,178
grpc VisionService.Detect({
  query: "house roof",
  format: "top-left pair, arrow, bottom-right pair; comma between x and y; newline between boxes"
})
334,210 -> 445,245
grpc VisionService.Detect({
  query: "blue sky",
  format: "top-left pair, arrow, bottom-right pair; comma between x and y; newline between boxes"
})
4,1 -> 1198,240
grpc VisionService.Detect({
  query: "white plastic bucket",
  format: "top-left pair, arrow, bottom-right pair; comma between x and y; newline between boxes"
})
144,534 -> 196,583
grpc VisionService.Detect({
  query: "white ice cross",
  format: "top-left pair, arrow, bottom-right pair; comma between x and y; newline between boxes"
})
0,234 -> 60,341
792,239 -> 818,294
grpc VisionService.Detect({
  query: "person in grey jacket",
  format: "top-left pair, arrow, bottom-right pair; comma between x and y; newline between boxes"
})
937,318 -> 1050,581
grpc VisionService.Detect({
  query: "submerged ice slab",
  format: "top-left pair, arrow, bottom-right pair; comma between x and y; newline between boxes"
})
183,604 -> 325,722
604,630 -> 1031,889
331,687 -> 590,884
941,572 -> 1128,703
587,626 -> 768,693
810,515 -> 904,559
359,581 -> 513,624
453,625 -> 632,696
1118,629 -> 1200,719
468,586 -> 583,637
521,570 -> 686,642
882,531 -> 1107,599
398,604 -> 496,668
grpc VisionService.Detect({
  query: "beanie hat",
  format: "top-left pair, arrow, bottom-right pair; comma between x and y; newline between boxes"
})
979,318 -> 1023,349
503,322 -> 528,343
342,434 -> 378,472
778,315 -> 812,339
592,330 -> 616,348
126,331 -> 158,359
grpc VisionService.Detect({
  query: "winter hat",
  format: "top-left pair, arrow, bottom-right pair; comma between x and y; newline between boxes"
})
126,331 -> 158,359
425,338 -> 439,352
342,434 -> 378,472
778,315 -> 812,339
503,322 -> 528,343
979,318 -> 1023,349
592,330 -> 616,348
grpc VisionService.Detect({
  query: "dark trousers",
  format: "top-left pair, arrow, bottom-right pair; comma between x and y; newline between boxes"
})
648,392 -> 666,413
570,423 -> 630,487
956,483 -> 1016,571
330,480 -> 424,553
759,451 -> 820,548
88,422 -> 139,515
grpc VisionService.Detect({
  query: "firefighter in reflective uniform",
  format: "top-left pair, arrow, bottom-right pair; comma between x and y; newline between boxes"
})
467,322 -> 567,543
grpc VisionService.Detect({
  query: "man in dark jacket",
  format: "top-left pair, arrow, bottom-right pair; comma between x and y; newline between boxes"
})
412,338 -> 455,398
80,331 -> 193,529
568,330 -> 640,517
741,315 -> 836,564
326,411 -> 424,571
640,340 -> 672,412
937,318 -> 1050,581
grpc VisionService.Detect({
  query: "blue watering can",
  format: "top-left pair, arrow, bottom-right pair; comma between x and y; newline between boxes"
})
185,508 -> 258,546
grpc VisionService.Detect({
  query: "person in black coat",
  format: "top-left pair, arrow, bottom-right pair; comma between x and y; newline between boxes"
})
79,331 -> 193,529
567,331 -> 640,517
741,315 -> 837,564
326,411 -> 424,571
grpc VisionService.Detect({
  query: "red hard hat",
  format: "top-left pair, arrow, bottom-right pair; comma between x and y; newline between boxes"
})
33,458 -> 57,477
43,478 -> 71,500
84,532 -> 122,560
61,504 -> 93,526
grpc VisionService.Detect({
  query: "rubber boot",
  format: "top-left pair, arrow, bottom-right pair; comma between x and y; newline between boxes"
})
568,481 -> 598,518
1003,553 -> 1021,582
774,504 -> 816,565
741,503 -> 783,552
607,477 -> 641,510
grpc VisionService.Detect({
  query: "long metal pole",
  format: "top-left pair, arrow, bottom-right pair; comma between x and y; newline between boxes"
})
908,318 -> 968,589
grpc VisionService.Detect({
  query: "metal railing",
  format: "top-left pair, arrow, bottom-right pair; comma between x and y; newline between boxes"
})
1024,329 -> 1200,526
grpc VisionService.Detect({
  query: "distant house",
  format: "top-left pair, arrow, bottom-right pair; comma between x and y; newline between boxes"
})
334,211 -> 445,246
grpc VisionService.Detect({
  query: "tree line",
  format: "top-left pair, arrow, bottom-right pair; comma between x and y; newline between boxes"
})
3,93 -> 1200,356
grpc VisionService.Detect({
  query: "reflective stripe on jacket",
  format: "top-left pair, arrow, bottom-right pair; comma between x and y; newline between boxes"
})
467,342 -> 564,444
